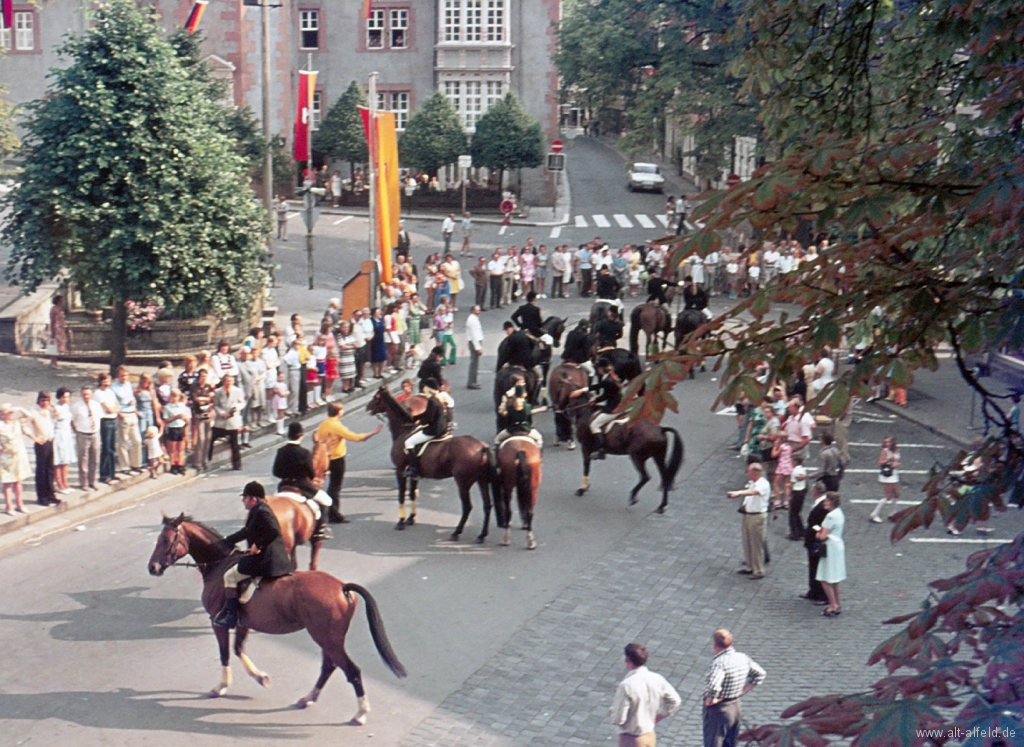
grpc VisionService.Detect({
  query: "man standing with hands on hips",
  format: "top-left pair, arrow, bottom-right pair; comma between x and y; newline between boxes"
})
703,629 -> 766,747
610,642 -> 681,746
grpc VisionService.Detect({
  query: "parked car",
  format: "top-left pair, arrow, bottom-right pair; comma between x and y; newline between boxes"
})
627,163 -> 665,193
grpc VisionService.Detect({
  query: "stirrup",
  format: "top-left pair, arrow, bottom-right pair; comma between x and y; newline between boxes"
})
212,598 -> 238,629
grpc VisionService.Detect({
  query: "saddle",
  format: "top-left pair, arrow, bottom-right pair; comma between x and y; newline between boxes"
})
414,432 -> 452,457
274,490 -> 324,521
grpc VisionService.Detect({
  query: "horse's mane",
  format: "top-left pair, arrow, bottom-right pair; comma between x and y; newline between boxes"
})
378,387 -> 415,424
168,515 -> 226,541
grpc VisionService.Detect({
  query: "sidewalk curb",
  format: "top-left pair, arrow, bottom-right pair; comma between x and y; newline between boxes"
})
0,375 -> 401,551
292,205 -> 559,228
870,399 -> 973,451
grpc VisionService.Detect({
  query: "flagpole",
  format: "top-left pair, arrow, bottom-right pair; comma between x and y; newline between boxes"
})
261,0 -> 274,287
306,53 -> 315,290
368,71 -> 379,305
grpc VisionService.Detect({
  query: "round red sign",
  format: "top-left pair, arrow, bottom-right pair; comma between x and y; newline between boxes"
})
500,199 -> 515,215
551,140 -> 564,153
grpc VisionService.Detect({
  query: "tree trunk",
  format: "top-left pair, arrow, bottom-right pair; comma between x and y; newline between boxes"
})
109,299 -> 128,375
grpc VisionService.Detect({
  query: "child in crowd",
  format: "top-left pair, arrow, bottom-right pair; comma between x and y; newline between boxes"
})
628,265 -> 641,297
395,378 -> 415,403
323,346 -> 339,402
771,436 -> 793,510
272,369 -> 289,435
144,426 -> 166,478
787,455 -> 808,540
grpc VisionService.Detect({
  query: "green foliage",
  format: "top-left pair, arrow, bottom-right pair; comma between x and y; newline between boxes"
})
398,91 -> 466,176
0,85 -> 17,171
314,80 -> 368,166
469,92 -> 545,186
1,0 -> 267,367
623,1 -> 1024,744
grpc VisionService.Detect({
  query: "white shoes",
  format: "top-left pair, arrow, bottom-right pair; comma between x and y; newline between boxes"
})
869,515 -> 883,524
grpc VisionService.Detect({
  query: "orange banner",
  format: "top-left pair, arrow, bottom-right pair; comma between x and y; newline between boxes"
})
185,0 -> 208,33
293,70 -> 318,162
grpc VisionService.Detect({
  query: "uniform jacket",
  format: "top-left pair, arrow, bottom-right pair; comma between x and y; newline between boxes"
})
414,395 -> 447,437
227,501 -> 294,578
562,328 -> 591,364
273,442 -> 318,499
496,331 -> 534,370
511,303 -> 543,337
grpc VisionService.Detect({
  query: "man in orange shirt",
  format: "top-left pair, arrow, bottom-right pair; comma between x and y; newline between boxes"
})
314,402 -> 383,524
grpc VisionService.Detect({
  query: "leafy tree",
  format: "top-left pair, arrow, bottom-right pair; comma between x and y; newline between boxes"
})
1,0 -> 267,371
0,85 -> 17,173
314,80 -> 368,180
626,1 -> 1024,743
398,91 -> 466,177
470,92 -> 545,191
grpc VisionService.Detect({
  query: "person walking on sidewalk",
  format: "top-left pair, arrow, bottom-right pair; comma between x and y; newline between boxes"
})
702,629 -> 766,747
728,462 -> 770,579
610,642 -> 681,747
870,435 -> 901,523
465,306 -> 484,390
314,402 -> 383,524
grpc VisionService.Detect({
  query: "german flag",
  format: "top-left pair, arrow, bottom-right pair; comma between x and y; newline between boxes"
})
185,0 -> 208,34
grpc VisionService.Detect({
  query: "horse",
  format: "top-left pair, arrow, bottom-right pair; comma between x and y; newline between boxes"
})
589,344 -> 644,386
572,400 -> 684,512
589,300 -> 617,327
366,386 -> 494,541
265,495 -> 323,570
147,514 -> 406,724
487,437 -> 542,550
629,303 -> 672,360
674,309 -> 709,378
496,316 -> 567,394
494,364 -> 540,430
548,361 -> 589,448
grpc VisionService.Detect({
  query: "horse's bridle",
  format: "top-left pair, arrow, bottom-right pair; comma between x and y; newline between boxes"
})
163,524 -> 195,569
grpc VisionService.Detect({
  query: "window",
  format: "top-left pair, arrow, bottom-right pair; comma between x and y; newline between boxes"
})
377,91 -> 410,130
2,11 -> 34,51
485,80 -> 504,109
389,9 -> 408,48
463,81 -> 482,128
311,91 -> 323,130
367,9 -> 384,49
444,80 -> 461,114
465,0 -> 482,41
443,0 -> 461,42
0,25 -> 8,50
485,0 -> 504,41
299,9 -> 320,49
443,79 -> 502,129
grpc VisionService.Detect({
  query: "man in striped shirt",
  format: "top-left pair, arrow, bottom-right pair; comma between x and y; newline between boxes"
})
703,629 -> 767,747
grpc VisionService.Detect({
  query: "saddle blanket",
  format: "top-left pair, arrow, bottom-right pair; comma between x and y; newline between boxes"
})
415,432 -> 453,457
273,491 -> 328,521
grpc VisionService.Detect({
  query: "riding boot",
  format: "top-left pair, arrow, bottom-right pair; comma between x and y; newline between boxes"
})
594,432 -> 607,460
212,589 -> 239,629
311,509 -> 333,541
405,449 -> 421,479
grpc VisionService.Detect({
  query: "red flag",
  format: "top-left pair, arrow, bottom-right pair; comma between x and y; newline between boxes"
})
293,70 -> 318,162
185,0 -> 208,34
362,0 -> 373,20
2,0 -> 13,31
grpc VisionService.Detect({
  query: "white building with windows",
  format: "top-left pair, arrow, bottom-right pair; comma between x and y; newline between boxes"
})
1,0 -> 560,202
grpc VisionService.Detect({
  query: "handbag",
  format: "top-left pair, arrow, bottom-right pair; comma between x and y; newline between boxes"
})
809,539 -> 828,558
44,338 -> 59,356
880,463 -> 894,478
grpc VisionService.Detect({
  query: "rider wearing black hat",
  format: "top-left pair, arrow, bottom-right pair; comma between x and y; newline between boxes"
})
273,421 -> 333,541
511,291 -> 544,338
212,481 -> 294,629
403,378 -> 447,479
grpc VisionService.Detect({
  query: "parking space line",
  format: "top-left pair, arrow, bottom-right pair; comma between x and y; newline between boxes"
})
847,499 -> 920,506
613,214 -> 633,228
575,215 -> 588,228
499,224 -> 508,236
593,214 -> 610,228
333,216 -> 352,225
549,226 -> 562,239
635,214 -> 656,229
909,537 -> 1009,544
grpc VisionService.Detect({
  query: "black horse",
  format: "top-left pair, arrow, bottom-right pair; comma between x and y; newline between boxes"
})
675,309 -> 709,378
587,341 -> 644,385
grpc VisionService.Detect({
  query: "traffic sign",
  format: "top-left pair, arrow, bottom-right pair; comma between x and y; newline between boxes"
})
551,139 -> 564,153
458,154 -> 472,169
500,199 -> 515,215
546,153 -> 565,172
726,173 -> 741,188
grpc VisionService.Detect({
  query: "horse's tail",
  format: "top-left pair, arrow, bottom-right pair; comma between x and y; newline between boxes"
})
342,583 -> 408,678
629,307 -> 642,356
660,427 -> 685,491
515,450 -> 533,519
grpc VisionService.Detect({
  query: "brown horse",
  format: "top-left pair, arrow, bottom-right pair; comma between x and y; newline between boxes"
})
366,386 -> 494,541
629,303 -> 671,360
266,494 -> 323,570
487,437 -> 542,550
573,400 -> 684,512
147,514 -> 406,724
548,361 -> 589,448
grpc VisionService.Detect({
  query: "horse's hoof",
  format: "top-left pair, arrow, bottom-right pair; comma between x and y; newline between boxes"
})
348,715 -> 368,726
475,535 -> 486,544
553,440 -> 561,447
575,488 -> 587,497
628,497 -> 639,506
256,674 -> 271,688
406,514 -> 416,526
527,539 -> 537,551
656,505 -> 666,514
449,532 -> 461,542
395,520 -> 405,531
294,697 -> 313,709
207,687 -> 227,699
567,441 -> 576,450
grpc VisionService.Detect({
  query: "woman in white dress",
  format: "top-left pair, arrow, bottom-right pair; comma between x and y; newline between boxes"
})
52,387 -> 77,494
0,403 -> 33,514
870,435 -> 901,523
260,333 -> 281,425
815,493 -> 846,617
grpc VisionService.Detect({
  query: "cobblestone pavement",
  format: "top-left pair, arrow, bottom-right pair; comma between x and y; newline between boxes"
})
401,404 -> 1024,746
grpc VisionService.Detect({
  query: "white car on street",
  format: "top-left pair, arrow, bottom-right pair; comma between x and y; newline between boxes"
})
627,162 -> 665,193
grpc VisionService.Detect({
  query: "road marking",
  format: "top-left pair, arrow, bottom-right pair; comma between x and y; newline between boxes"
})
499,224 -> 508,236
575,215 -> 588,227
656,215 -> 669,227
848,442 -> 946,449
848,499 -> 920,506
549,226 -> 562,239
909,537 -> 1009,544
333,216 -> 352,225
635,214 -> 656,229
854,416 -> 898,424
716,407 -> 737,416
613,214 -> 633,228
844,468 -> 930,475
593,214 -> 611,228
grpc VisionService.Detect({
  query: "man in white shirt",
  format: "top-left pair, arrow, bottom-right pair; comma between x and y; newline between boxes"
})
704,251 -> 720,296
465,306 -> 484,390
110,366 -> 142,473
209,373 -> 247,470
784,398 -> 815,459
762,245 -> 780,285
487,250 -> 506,309
550,247 -> 567,298
70,385 -> 104,491
610,641 -> 681,746
728,462 -> 771,579
441,213 -> 456,253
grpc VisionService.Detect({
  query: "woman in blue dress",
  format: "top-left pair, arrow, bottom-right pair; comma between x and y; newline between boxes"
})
815,493 -> 846,617
369,307 -> 388,379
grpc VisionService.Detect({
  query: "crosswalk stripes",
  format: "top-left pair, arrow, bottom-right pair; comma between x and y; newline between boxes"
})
613,214 -> 633,228
593,214 -> 611,228
635,214 -> 656,229
575,215 -> 588,228
538,213 -> 707,234
549,226 -> 562,239
656,215 -> 669,227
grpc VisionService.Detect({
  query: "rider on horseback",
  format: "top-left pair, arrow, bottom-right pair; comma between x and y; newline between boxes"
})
495,382 -> 547,448
273,421 -> 334,541
496,322 -> 535,371
572,358 -> 622,460
646,274 -> 672,309
682,275 -> 709,316
511,291 -> 544,338
593,307 -> 624,350
212,481 -> 295,629
403,378 -> 447,479
595,267 -> 624,316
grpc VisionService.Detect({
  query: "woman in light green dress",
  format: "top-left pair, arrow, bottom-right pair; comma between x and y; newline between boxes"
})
0,404 -> 33,514
815,493 -> 846,617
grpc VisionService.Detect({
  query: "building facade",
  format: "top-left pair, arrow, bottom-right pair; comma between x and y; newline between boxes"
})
1,0 -> 561,203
